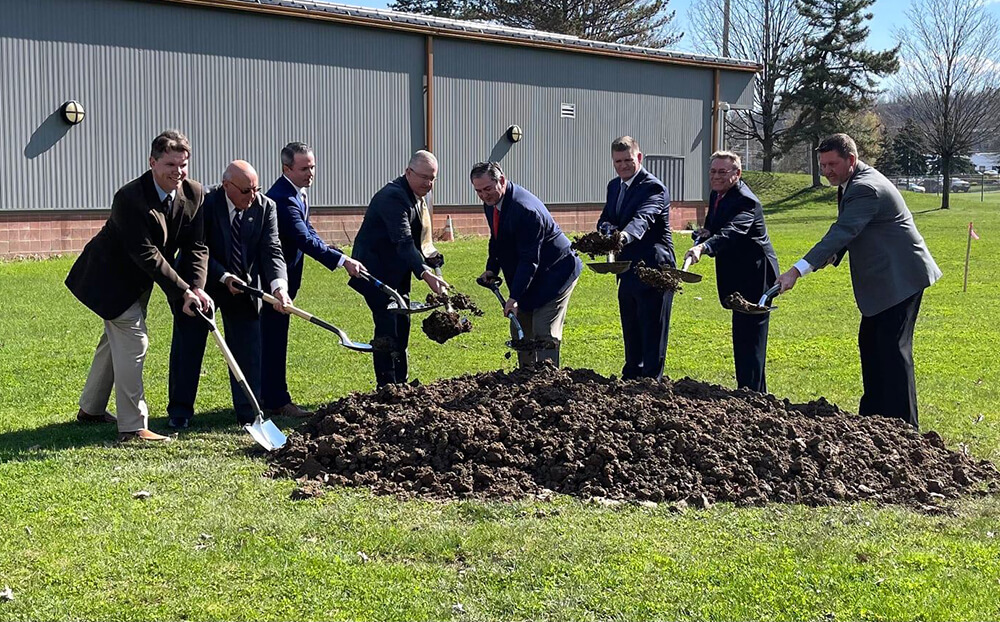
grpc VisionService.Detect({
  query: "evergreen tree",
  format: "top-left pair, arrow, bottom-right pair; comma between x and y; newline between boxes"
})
779,0 -> 898,186
892,118 -> 926,179
388,0 -> 483,20
875,127 -> 899,176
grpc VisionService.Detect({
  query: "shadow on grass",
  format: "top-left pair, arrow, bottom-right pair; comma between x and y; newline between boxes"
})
912,206 -> 945,215
765,186 -> 838,214
0,407 -> 309,459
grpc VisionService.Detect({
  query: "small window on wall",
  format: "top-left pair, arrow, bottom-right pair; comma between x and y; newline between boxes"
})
560,103 -> 576,119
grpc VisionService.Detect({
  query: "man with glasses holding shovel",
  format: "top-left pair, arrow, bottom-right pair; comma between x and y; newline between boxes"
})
166,160 -> 292,430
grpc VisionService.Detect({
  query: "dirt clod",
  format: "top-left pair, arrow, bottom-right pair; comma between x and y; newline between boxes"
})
572,232 -> 623,258
269,366 -> 998,508
426,292 -> 485,316
723,292 -> 768,313
635,262 -> 683,292
422,310 -> 473,344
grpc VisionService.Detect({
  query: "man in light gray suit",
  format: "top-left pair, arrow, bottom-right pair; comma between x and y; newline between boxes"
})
776,133 -> 941,427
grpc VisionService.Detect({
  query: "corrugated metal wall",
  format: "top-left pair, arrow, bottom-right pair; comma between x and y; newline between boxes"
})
0,0 -> 426,210
432,38 -> 717,205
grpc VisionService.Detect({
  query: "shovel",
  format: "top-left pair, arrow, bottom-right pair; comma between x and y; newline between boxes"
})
195,307 -> 286,451
586,250 -> 632,275
738,284 -> 782,315
661,255 -> 704,284
232,282 -> 373,352
476,275 -> 525,340
358,270 -> 443,315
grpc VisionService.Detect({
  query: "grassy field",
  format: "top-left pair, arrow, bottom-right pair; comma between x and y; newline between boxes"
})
1,172 -> 999,620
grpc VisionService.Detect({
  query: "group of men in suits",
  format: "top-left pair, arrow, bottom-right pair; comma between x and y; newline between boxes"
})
67,129 -> 939,442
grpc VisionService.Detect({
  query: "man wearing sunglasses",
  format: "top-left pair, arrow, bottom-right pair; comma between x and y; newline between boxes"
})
166,160 -> 292,429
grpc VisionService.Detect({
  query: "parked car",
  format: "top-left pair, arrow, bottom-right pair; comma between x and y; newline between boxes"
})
906,183 -> 926,193
951,178 -> 971,192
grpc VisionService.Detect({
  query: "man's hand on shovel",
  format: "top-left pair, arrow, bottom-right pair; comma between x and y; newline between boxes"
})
224,274 -> 247,296
422,270 -> 450,294
182,287 -> 214,316
271,286 -> 293,314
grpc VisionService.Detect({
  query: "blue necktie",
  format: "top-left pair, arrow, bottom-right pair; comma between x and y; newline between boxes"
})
230,210 -> 245,277
615,181 -> 627,217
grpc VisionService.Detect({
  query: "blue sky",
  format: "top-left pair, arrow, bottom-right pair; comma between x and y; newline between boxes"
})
336,0 -> 931,54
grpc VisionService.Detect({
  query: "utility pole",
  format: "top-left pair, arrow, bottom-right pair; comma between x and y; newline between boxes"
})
722,0 -> 731,56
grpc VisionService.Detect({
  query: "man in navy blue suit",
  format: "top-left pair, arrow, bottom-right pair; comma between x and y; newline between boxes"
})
685,151 -> 779,392
262,142 -> 365,416
349,150 -> 450,387
167,160 -> 293,428
597,136 -> 676,380
470,161 -> 582,368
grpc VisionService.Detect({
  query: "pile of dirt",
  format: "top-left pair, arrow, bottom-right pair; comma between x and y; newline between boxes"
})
635,262 -> 683,292
426,291 -> 485,316
422,310 -> 473,343
724,292 -> 768,314
270,366 -> 997,508
572,232 -> 623,258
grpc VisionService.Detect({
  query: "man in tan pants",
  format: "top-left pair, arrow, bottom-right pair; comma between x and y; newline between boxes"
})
470,161 -> 583,367
66,130 -> 213,442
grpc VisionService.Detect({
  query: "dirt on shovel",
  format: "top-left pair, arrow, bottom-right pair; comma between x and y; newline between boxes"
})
572,232 -> 623,258
426,292 -> 485,316
635,262 -> 684,292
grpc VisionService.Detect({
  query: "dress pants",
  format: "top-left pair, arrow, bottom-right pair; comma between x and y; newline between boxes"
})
168,301 -> 261,425
732,310 -> 770,392
365,287 -> 411,388
78,290 -> 151,433
858,290 -> 923,427
260,304 -> 292,410
618,275 -> 674,380
511,276 -> 578,368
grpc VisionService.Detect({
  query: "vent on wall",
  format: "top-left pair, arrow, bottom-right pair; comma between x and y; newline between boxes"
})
560,103 -> 576,118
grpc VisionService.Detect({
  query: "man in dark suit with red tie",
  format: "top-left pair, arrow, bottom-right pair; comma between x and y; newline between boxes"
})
261,142 -> 366,416
66,130 -> 212,443
166,160 -> 292,429
685,151 -> 779,392
597,136 -> 675,379
471,161 -> 582,368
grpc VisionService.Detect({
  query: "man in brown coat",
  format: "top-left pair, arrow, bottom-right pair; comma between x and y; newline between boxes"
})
66,130 -> 213,442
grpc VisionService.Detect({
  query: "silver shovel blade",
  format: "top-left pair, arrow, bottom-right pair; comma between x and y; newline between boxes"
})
244,415 -> 287,450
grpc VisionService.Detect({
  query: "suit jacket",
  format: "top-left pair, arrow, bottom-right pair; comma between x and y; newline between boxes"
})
597,167 -> 676,272
803,161 -> 942,317
702,179 -> 779,305
266,175 -> 344,298
349,175 -> 430,296
66,171 -> 207,320
485,182 -> 582,312
184,186 -> 287,315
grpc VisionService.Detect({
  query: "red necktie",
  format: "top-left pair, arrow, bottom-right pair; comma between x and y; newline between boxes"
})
492,206 -> 501,239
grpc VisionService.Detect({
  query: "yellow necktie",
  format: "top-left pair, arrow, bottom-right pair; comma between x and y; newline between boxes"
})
418,198 -> 438,259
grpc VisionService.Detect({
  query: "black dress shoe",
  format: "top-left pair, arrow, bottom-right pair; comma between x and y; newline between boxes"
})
77,408 -> 117,424
167,417 -> 190,430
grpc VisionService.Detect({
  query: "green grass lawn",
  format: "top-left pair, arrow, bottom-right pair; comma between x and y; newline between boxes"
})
2,172 -> 1000,620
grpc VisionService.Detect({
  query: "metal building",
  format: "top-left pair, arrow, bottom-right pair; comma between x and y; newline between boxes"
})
0,0 -> 757,258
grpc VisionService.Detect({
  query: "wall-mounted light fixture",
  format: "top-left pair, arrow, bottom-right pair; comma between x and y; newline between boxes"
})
60,100 -> 86,125
506,124 -> 523,143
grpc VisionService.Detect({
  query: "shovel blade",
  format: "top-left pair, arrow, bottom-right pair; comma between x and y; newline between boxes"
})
244,416 -> 287,451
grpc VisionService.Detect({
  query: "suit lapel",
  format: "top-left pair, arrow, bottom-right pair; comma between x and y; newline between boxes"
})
140,172 -> 170,240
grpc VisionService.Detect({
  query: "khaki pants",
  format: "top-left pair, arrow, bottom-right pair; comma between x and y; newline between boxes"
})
79,292 -> 151,432
511,276 -> 578,368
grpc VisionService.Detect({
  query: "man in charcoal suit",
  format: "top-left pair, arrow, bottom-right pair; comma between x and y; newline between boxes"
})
597,136 -> 676,379
167,160 -> 292,429
776,133 -> 942,427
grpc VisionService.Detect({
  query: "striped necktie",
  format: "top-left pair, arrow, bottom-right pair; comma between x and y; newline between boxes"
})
230,210 -> 245,277
615,180 -> 627,217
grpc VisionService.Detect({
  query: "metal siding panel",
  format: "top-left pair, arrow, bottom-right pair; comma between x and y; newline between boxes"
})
432,38 -> 715,206
719,70 -> 756,110
1,0 -> 425,210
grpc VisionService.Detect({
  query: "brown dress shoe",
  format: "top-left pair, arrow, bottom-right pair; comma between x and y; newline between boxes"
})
77,408 -> 117,424
117,429 -> 173,443
265,402 -> 313,418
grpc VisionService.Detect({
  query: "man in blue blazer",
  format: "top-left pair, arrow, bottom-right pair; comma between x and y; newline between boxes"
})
167,161 -> 292,428
262,142 -> 365,416
470,161 -> 583,368
685,151 -> 779,392
597,136 -> 676,379
349,150 -> 450,387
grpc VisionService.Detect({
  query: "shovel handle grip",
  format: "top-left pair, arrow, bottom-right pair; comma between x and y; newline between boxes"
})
758,283 -> 782,307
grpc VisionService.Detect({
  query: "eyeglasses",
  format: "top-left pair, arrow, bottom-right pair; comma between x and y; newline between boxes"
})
407,167 -> 437,183
709,168 -> 737,176
226,181 -> 260,195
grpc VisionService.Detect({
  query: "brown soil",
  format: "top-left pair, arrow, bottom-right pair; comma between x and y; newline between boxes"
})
269,366 -> 998,509
426,292 -> 485,316
635,262 -> 683,292
422,310 -> 473,344
572,232 -> 623,258
724,292 -> 768,313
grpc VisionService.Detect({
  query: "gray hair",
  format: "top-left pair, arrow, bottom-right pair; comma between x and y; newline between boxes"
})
150,130 -> 191,160
470,161 -> 504,182
710,150 -> 743,171
280,142 -> 312,168
408,150 -> 438,170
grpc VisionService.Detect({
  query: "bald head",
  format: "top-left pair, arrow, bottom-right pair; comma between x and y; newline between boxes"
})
222,160 -> 260,210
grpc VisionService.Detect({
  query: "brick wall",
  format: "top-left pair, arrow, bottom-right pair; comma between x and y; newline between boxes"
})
0,202 -> 707,259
